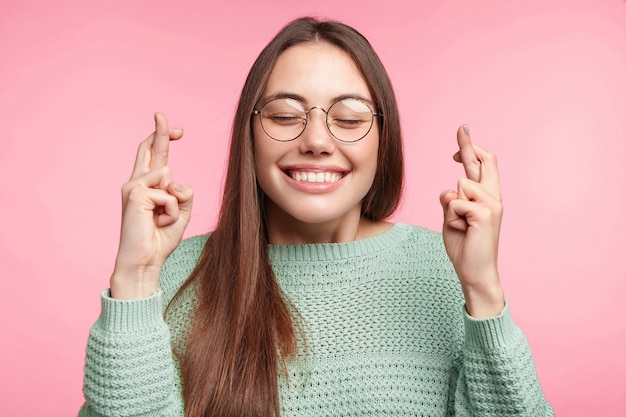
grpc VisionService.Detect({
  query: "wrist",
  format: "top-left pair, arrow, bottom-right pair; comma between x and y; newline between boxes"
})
110,264 -> 161,300
462,282 -> 505,319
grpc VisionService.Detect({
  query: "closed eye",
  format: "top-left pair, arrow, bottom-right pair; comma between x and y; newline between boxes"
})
333,118 -> 366,128
267,114 -> 305,125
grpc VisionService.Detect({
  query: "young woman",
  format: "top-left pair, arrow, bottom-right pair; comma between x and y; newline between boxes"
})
79,17 -> 553,417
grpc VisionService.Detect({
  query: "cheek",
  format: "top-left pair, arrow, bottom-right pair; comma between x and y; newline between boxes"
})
361,139 -> 380,180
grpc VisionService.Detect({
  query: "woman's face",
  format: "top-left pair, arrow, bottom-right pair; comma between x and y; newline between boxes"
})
253,42 -> 379,235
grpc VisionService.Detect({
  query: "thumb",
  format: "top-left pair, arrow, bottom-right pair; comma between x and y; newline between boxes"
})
439,189 -> 456,214
168,182 -> 194,220
440,190 -> 469,232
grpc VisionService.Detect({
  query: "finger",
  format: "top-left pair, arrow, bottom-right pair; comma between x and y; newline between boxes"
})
130,116 -> 184,180
454,126 -> 502,200
440,190 -> 468,232
439,189 -> 457,214
447,198 -> 498,229
131,131 -> 156,180
439,189 -> 457,205
124,186 -> 179,220
441,183 -> 502,232
456,177 -> 502,207
150,112 -> 171,170
169,124 -> 184,140
452,143 -> 490,163
140,188 -> 181,228
166,181 -> 194,220
123,167 -> 174,197
456,124 -> 481,182
474,145 -> 501,200
155,193 -> 181,227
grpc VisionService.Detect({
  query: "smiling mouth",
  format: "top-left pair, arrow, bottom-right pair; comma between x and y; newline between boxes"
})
286,170 -> 345,183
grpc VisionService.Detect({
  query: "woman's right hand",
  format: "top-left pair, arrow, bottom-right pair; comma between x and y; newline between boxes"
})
110,112 -> 194,300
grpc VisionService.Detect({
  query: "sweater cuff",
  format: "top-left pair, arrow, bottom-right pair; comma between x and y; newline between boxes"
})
95,289 -> 166,333
463,299 -> 518,351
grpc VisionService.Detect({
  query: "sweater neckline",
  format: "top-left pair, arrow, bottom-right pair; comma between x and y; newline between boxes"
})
267,222 -> 411,262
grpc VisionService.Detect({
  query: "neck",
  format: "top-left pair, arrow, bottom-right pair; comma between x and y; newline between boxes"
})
264,201 -> 392,244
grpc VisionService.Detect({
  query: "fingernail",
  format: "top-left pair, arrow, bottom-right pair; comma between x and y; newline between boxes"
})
463,124 -> 470,135
173,182 -> 183,192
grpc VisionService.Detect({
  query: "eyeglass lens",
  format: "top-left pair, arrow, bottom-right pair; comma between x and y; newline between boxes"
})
259,98 -> 374,142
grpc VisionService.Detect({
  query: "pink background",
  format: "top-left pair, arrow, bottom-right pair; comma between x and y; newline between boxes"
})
1,0 -> 625,415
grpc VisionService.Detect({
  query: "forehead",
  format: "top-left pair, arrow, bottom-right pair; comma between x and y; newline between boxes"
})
263,42 -> 372,104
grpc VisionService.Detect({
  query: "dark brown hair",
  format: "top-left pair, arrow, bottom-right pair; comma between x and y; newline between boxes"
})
170,16 -> 404,417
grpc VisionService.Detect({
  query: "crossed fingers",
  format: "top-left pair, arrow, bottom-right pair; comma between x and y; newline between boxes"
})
131,112 -> 184,181
453,124 -> 501,202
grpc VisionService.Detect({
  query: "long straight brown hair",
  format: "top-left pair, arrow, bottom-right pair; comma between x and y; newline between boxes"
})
168,17 -> 404,417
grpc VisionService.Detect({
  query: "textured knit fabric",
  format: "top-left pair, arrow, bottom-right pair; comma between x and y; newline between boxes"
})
79,223 -> 553,416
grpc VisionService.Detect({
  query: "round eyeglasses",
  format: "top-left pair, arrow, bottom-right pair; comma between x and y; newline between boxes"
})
252,97 -> 381,143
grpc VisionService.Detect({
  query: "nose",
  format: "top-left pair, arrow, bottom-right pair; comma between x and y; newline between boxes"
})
298,107 -> 336,155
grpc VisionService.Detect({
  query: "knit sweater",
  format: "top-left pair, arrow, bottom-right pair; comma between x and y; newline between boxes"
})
79,223 -> 553,416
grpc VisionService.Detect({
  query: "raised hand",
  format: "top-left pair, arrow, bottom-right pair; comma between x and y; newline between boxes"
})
439,125 -> 505,318
110,112 -> 194,300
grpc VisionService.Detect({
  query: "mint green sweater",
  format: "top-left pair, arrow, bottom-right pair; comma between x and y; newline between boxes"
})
79,223 -> 553,416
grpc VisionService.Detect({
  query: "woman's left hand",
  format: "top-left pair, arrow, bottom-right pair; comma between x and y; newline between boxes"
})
440,125 -> 505,318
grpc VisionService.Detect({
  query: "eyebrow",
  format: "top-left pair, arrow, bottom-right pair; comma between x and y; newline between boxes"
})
259,92 -> 375,107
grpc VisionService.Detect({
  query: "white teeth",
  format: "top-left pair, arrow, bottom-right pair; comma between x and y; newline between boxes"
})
290,171 -> 343,183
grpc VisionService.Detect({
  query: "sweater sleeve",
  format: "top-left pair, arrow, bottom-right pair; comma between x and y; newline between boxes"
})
78,290 -> 184,417
453,300 -> 554,416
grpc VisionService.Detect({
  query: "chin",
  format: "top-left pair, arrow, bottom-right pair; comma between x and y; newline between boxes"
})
286,205 -> 360,226
264,194 -> 363,228
292,213 -> 343,225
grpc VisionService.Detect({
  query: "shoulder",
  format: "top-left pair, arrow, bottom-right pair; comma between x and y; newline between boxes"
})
389,223 -> 464,322
394,222 -> 441,238
389,223 -> 448,256
384,222 -> 459,285
159,234 -> 209,303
